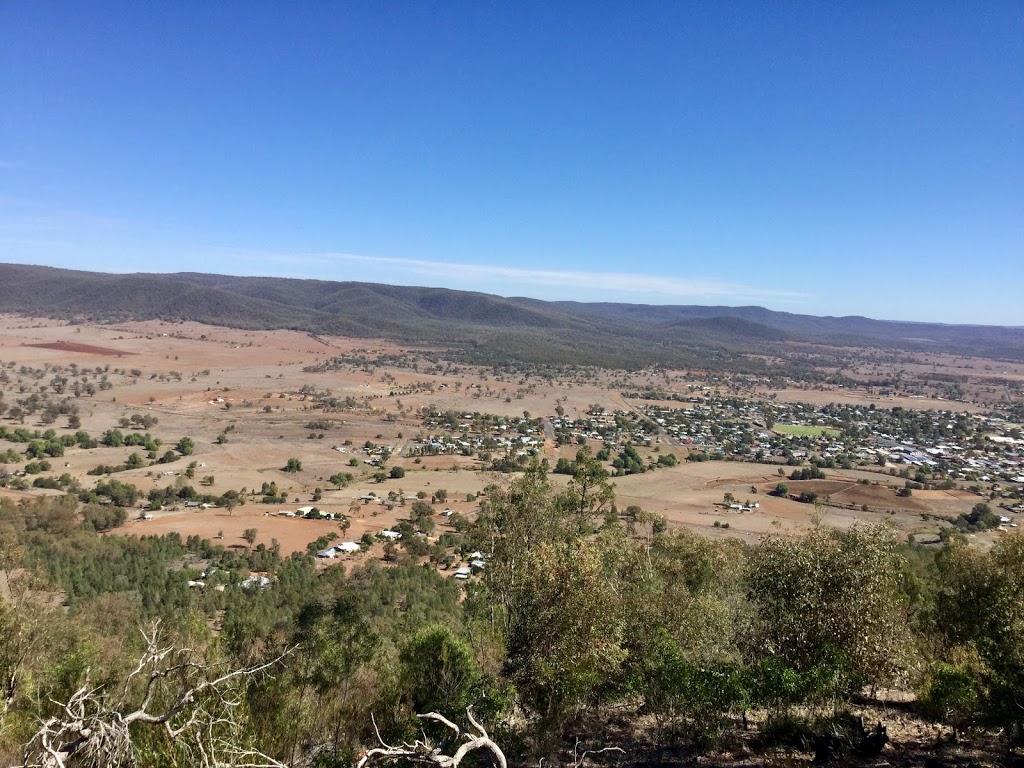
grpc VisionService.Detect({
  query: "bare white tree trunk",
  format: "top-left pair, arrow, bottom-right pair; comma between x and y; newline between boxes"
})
357,708 -> 507,768
17,621 -> 294,768
357,712 -> 624,768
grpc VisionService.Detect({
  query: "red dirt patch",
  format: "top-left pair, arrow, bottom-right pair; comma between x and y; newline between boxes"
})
25,341 -> 135,356
782,479 -> 929,512
122,507 -> 345,556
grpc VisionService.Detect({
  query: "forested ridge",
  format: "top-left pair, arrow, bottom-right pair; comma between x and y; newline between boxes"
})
0,452 -> 1022,767
3,263 -> 1023,365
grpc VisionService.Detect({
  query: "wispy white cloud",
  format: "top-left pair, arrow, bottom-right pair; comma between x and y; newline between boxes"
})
263,251 -> 804,302
0,198 -> 133,233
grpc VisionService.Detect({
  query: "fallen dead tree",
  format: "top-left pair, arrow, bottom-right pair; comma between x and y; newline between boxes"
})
357,709 -> 623,768
357,709 -> 506,768
17,621 -> 293,768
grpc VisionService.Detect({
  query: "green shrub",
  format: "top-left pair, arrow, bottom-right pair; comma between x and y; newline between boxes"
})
918,662 -> 982,737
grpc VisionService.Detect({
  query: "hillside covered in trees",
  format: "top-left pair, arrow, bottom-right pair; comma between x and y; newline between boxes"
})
2,263 -> 1023,367
0,452 -> 1022,767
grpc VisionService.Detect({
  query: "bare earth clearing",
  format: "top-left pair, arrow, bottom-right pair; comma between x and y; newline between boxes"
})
0,315 -> 1007,557
25,340 -> 137,356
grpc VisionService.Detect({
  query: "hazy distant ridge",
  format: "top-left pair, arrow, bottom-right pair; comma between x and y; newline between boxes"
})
2,263 -> 1021,364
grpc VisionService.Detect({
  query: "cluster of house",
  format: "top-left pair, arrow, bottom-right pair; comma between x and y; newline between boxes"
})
360,443 -> 395,466
314,531 -> 488,582
538,398 -> 1024,506
626,399 -> 1021,489
550,411 -> 646,445
727,501 -> 760,513
187,567 -> 256,590
315,541 -> 362,558
273,506 -> 343,520
405,421 -> 544,456
315,529 -> 403,559
452,551 -> 487,580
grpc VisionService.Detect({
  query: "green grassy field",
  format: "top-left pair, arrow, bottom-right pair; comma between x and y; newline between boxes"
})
773,424 -> 842,437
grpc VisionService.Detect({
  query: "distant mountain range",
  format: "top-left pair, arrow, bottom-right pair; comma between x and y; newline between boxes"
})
2,263 -> 1022,367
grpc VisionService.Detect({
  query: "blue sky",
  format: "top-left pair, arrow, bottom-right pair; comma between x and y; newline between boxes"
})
1,2 -> 1021,324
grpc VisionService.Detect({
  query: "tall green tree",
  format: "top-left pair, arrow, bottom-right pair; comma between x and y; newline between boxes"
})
560,446 -> 615,521
478,460 -> 559,637
934,536 -> 1024,736
747,524 -> 911,701
505,538 -> 626,739
399,624 -> 479,718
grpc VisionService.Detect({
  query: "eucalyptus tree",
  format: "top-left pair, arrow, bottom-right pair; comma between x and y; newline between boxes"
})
932,536 -> 1024,738
747,524 -> 912,703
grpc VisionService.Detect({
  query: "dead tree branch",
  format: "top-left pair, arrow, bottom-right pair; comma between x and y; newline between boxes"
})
17,620 -> 294,768
569,739 -> 624,768
356,707 -> 507,768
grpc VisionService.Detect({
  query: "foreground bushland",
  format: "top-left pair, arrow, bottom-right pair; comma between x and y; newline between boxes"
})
0,451 -> 1021,767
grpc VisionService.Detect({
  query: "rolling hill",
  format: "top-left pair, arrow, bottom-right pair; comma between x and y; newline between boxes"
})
1,263 -> 1021,366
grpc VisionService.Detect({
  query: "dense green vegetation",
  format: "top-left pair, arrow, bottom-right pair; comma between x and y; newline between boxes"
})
0,453 -> 1022,766
953,502 -> 1003,533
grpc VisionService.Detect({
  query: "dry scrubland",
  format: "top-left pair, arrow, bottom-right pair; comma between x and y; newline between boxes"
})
0,314 -> 1010,557
4,314 -> 1024,768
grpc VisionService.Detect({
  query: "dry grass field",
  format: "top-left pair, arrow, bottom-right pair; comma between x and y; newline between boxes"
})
0,315 -> 1009,556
